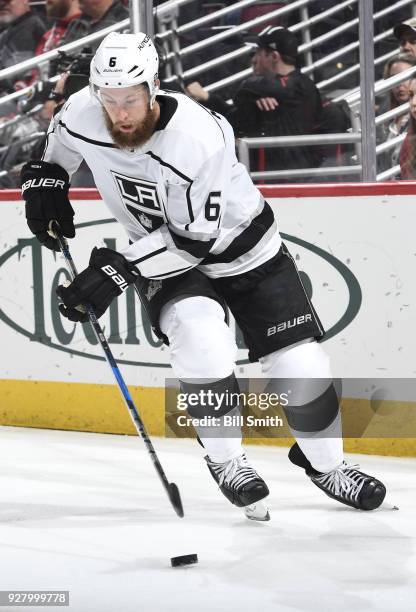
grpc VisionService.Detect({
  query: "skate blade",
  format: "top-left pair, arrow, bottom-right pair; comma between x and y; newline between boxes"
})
243,500 -> 270,522
380,501 -> 399,511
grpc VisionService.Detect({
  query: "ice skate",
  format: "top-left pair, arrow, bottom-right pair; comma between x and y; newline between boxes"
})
288,443 -> 386,511
205,453 -> 270,521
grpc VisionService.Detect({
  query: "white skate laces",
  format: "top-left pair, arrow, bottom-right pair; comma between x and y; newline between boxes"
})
313,462 -> 366,503
205,452 -> 270,519
208,454 -> 260,492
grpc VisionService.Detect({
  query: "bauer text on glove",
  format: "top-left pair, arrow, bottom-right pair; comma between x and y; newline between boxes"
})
56,247 -> 139,322
21,160 -> 75,251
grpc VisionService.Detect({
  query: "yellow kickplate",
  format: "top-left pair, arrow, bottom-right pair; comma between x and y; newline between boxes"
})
0,380 -> 415,457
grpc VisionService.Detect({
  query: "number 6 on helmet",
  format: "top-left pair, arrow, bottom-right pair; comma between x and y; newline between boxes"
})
89,32 -> 160,109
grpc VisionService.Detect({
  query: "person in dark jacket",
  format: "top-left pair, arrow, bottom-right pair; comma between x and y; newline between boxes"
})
36,0 -> 82,56
0,0 -> 46,96
187,27 -> 323,174
59,0 -> 129,49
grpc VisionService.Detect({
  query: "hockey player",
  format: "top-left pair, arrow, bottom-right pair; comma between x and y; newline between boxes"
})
21,32 -> 386,520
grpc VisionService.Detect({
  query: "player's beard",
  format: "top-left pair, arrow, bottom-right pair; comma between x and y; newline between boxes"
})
102,106 -> 159,149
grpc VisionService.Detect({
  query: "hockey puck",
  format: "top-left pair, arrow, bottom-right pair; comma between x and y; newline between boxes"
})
170,554 -> 198,567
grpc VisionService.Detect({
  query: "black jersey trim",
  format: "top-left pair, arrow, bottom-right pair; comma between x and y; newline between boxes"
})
52,103 -> 63,117
130,246 -> 168,265
193,98 -> 226,145
202,201 -> 275,265
155,95 -> 179,131
150,265 -> 194,279
41,127 -> 54,160
169,228 -> 215,258
170,90 -> 226,145
185,183 -> 194,226
58,120 -> 117,148
146,151 -> 192,182
146,151 -> 195,226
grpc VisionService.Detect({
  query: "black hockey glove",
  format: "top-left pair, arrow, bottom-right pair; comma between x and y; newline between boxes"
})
56,247 -> 139,322
21,160 -> 75,251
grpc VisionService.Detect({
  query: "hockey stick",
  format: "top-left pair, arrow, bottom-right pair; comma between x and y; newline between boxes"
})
49,220 -> 184,518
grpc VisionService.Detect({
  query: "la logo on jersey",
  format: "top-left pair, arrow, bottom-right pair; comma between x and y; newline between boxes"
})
112,171 -> 164,233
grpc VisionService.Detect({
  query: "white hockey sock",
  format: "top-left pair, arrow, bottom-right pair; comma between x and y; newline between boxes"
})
195,407 -> 243,463
260,341 -> 344,474
291,411 -> 344,473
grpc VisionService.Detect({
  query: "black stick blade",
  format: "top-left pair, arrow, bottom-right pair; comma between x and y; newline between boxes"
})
171,554 -> 198,567
169,482 -> 184,517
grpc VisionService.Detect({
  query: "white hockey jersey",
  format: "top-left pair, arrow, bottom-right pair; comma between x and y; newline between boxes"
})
43,87 -> 281,279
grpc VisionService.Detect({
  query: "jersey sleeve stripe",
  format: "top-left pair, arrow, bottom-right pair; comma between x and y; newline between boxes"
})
168,228 -> 216,258
58,120 -> 117,148
130,246 -> 168,265
149,265 -> 195,279
168,226 -> 219,241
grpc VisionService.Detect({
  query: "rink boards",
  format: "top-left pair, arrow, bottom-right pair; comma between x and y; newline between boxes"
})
0,184 -> 415,456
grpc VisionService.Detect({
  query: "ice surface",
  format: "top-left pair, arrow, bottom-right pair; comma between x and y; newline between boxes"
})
0,426 -> 414,612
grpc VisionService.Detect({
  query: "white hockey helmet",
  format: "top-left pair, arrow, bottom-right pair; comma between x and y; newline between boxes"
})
90,32 -> 160,108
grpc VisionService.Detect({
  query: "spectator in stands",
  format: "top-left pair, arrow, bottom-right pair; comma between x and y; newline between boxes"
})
0,53 -> 95,187
187,26 -> 322,174
33,0 -> 82,84
0,0 -> 46,95
393,19 -> 416,56
0,69 -> 66,186
37,0 -> 82,55
378,54 -> 416,175
399,77 -> 416,179
59,0 -> 128,49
